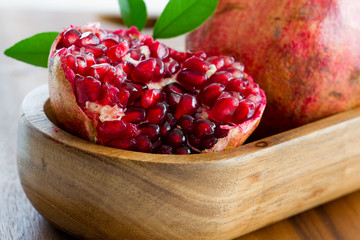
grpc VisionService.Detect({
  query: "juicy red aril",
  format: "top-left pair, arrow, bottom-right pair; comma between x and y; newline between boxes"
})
85,44 -> 107,57
206,56 -> 225,70
76,56 -> 88,75
62,28 -> 81,47
186,50 -> 207,59
160,121 -> 172,136
117,88 -> 130,107
211,96 -> 240,123
231,62 -> 245,71
75,76 -> 102,107
188,135 -> 202,150
166,128 -> 185,147
208,71 -> 233,86
131,58 -> 156,83
198,83 -> 226,108
101,38 -> 119,48
88,63 -> 112,80
165,113 -> 176,126
139,123 -> 160,141
103,66 -> 127,87
167,92 -> 182,111
65,54 -> 77,72
175,146 -> 191,155
178,115 -> 194,133
182,56 -> 210,73
149,42 -> 169,59
193,119 -> 216,139
223,56 -> 235,67
128,49 -> 144,61
96,55 -> 111,64
226,78 -> 248,92
233,99 -> 256,123
215,125 -> 230,138
123,107 -> 146,123
134,135 -> 153,153
99,82 -> 119,106
97,120 -> 138,143
107,138 -> 136,150
107,41 -> 130,62
147,102 -> 167,124
117,61 -> 134,75
177,70 -> 207,91
225,68 -> 244,79
76,32 -> 100,47
82,52 -> 96,68
174,93 -> 199,120
159,145 -> 173,154
163,82 -> 186,94
164,58 -> 180,77
141,89 -> 163,108
202,137 -> 218,149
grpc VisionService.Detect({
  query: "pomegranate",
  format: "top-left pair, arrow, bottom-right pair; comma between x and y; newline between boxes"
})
187,0 -> 360,137
49,23 -> 266,154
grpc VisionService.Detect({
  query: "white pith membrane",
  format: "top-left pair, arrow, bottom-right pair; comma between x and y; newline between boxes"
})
49,23 -> 266,154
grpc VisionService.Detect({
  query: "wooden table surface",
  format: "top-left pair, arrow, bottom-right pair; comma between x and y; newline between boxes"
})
1,9 -> 360,240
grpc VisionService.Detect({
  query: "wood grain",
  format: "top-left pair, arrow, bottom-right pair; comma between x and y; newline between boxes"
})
2,8 -> 360,240
17,85 -> 360,239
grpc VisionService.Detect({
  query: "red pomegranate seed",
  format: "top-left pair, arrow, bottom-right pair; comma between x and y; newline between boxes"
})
174,93 -> 199,120
103,66 -> 127,87
169,48 -> 187,63
160,121 -> 172,136
166,128 -> 185,147
208,71 -> 233,86
182,56 -> 210,73
76,32 -> 100,47
107,138 -> 136,150
123,107 -> 146,123
193,119 -> 216,139
116,61 -> 134,75
88,63 -> 113,80
141,89 -> 163,108
206,56 -> 225,70
101,38 -> 119,48
131,58 -> 156,83
225,68 -> 244,79
159,145 -> 173,154
223,56 -> 235,67
96,55 -> 112,64
233,99 -> 256,123
76,56 -> 87,75
99,82 -> 119,106
149,42 -> 169,59
175,146 -> 191,154
139,123 -> 160,141
231,62 -> 245,71
62,28 -> 81,47
75,76 -> 102,107
81,52 -> 96,68
134,135 -> 153,153
165,113 -> 176,126
163,82 -> 186,94
153,59 -> 165,82
215,125 -> 230,138
146,102 -> 167,124
128,49 -> 144,61
117,88 -> 130,107
247,93 -> 262,108
188,134 -> 202,150
211,96 -> 240,123
107,41 -> 130,62
226,78 -> 248,92
65,54 -> 77,72
167,92 -> 182,111
202,137 -> 218,149
186,50 -> 207,59
229,91 -> 244,101
85,44 -> 107,57
97,120 -> 138,143
198,83 -> 226,107
164,58 -> 180,77
177,70 -> 207,91
178,115 -> 194,133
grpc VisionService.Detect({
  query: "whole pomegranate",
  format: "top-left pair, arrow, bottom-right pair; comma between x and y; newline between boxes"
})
49,23 -> 266,154
187,0 -> 360,136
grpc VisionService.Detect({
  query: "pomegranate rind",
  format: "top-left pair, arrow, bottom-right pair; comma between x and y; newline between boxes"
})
48,35 -> 97,142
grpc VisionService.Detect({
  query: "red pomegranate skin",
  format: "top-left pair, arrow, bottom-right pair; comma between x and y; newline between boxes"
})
187,0 -> 360,136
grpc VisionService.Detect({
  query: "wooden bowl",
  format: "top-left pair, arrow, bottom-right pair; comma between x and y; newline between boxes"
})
17,85 -> 360,240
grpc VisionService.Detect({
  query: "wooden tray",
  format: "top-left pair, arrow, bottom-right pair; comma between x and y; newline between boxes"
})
17,85 -> 360,240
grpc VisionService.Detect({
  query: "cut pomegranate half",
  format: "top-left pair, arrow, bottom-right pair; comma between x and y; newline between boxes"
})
49,23 -> 266,154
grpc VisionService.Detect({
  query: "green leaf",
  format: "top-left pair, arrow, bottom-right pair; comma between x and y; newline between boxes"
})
153,0 -> 218,39
4,32 -> 59,68
118,0 -> 147,31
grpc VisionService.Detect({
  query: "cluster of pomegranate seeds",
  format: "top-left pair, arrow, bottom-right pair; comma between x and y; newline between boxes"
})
53,23 -> 264,154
